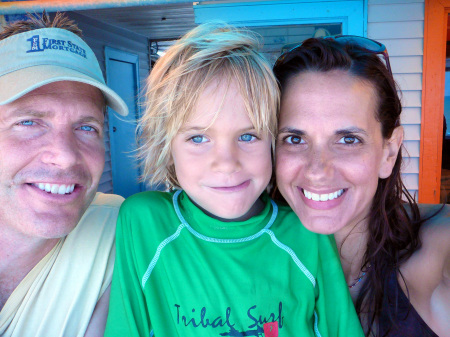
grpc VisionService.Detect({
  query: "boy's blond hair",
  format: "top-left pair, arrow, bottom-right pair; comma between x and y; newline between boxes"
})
138,22 -> 279,188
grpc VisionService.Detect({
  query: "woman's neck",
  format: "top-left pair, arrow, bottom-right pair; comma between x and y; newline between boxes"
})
334,221 -> 369,300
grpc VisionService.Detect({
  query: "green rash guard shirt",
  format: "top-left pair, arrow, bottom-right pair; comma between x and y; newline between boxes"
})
105,190 -> 363,337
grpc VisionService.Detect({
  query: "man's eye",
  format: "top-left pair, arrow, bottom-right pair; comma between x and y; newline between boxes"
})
189,135 -> 207,144
284,135 -> 304,144
337,136 -> 361,144
79,125 -> 96,132
239,134 -> 256,142
18,120 -> 35,126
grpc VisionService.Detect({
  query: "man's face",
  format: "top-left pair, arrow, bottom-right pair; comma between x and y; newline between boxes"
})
0,81 -> 105,240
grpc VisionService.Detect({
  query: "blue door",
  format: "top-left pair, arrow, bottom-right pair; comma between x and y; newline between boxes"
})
105,47 -> 142,198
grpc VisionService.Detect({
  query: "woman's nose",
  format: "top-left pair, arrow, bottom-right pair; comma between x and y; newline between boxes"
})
303,147 -> 334,182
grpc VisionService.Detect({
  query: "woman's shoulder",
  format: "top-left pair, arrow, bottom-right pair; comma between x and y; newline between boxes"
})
402,203 -> 449,257
416,203 -> 450,254
400,203 -> 450,336
418,203 -> 450,221
402,203 -> 449,270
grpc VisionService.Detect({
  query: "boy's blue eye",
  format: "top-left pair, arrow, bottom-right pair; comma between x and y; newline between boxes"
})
337,136 -> 360,144
239,134 -> 256,142
190,135 -> 207,144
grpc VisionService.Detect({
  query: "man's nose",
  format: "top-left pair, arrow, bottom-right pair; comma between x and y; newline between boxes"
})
40,130 -> 80,169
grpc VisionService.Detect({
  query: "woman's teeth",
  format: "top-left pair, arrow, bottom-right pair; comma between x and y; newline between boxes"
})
34,183 -> 75,195
303,188 -> 344,201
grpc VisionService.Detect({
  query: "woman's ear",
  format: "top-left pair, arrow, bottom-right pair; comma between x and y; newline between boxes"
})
379,126 -> 404,179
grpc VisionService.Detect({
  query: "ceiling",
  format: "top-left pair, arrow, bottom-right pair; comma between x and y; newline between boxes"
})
76,2 -> 196,41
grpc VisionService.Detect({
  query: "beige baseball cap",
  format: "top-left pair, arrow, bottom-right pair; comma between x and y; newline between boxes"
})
0,27 -> 128,115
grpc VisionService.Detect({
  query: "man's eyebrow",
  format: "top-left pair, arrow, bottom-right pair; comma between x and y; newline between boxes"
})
79,116 -> 104,125
8,110 -> 103,125
278,127 -> 305,136
9,110 -> 49,118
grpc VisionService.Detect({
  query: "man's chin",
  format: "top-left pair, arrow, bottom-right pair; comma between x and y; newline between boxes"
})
29,194 -> 95,239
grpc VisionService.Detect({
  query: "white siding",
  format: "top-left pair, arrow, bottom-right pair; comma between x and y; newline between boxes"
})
368,0 -> 424,197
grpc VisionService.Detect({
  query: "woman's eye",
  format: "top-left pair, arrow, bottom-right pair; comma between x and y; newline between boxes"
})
284,135 -> 304,145
189,135 -> 207,144
79,125 -> 97,132
338,136 -> 360,145
239,134 -> 256,142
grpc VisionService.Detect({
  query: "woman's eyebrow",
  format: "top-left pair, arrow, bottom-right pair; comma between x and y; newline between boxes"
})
335,127 -> 368,136
278,127 -> 305,135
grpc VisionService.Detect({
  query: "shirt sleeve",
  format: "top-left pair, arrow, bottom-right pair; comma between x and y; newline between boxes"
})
104,202 -> 152,337
314,234 -> 365,337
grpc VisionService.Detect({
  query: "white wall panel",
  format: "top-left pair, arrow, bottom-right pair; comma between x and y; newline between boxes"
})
368,3 -> 424,22
368,21 -> 424,39
401,107 -> 421,124
368,0 -> 424,195
395,73 -> 422,91
390,56 -> 423,74
403,140 -> 420,157
401,91 -> 422,108
380,38 -> 423,56
403,124 -> 421,140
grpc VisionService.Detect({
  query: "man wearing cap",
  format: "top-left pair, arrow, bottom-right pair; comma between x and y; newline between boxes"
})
0,13 -> 128,337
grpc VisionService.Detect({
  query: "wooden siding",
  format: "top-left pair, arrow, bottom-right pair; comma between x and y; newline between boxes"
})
368,0 -> 425,197
66,11 -> 150,193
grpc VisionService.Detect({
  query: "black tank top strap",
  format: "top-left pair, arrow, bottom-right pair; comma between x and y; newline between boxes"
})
378,270 -> 439,337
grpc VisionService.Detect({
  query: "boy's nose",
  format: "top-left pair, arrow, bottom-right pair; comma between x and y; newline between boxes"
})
211,142 -> 241,174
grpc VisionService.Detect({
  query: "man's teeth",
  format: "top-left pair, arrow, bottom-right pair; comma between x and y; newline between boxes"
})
36,183 -> 75,195
303,188 -> 344,201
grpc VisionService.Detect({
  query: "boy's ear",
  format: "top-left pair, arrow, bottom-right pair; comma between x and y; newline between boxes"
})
379,126 -> 404,179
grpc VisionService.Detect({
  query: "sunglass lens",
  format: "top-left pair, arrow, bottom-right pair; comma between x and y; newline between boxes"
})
335,36 -> 384,53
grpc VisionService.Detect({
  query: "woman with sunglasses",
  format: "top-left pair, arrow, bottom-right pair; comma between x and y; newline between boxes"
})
273,36 -> 449,336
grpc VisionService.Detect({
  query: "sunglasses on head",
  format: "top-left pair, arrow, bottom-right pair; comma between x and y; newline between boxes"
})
274,34 -> 392,76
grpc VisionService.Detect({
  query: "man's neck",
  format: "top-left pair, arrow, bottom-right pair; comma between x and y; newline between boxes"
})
0,229 -> 59,311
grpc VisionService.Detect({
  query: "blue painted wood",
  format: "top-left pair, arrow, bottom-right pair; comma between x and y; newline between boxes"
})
105,46 -> 143,198
1,0 -> 195,14
195,0 -> 366,36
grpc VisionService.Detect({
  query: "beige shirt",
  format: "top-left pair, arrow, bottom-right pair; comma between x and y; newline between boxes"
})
0,192 -> 124,337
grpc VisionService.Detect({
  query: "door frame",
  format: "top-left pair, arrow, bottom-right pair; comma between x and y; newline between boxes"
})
420,0 -> 450,203
194,0 -> 367,36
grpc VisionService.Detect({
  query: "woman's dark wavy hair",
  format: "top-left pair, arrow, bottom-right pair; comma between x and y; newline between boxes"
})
273,37 -> 425,336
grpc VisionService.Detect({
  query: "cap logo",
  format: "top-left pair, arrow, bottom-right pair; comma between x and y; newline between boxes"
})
26,34 -> 87,59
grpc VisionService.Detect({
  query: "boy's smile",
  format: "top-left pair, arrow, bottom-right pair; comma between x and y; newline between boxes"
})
171,79 -> 272,220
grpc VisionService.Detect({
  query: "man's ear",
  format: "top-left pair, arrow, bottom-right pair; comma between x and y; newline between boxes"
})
379,126 -> 404,179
